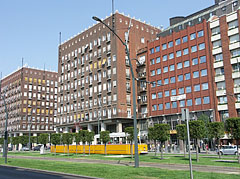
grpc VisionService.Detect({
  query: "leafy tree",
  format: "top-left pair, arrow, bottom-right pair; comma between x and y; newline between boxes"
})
12,137 -> 20,151
50,133 -> 61,155
19,135 -> 28,147
225,117 -> 240,163
100,131 -> 110,155
155,124 -> 170,159
74,132 -> 82,154
38,133 -> 49,147
125,127 -> 139,158
79,130 -> 88,155
0,137 -> 4,146
86,131 -> 95,155
176,124 -> 187,157
62,133 -> 73,156
30,136 -> 37,149
189,120 -> 206,162
208,122 -> 224,159
148,126 -> 158,156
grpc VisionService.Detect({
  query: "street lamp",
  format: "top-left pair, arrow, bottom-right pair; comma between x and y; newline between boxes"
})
92,16 -> 139,167
2,94 -> 8,164
28,105 -> 32,150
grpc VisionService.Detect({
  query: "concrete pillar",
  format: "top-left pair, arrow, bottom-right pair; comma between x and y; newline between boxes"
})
117,122 -> 122,133
101,122 -> 106,131
19,133 -> 23,151
88,124 -> 92,132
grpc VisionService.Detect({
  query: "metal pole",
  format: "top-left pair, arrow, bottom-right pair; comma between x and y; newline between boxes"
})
183,108 -> 193,179
3,95 -> 8,164
92,16 -> 139,167
28,107 -> 32,150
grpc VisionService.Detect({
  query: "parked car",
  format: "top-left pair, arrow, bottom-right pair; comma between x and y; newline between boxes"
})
217,145 -> 240,155
33,145 -> 42,151
20,147 -> 29,151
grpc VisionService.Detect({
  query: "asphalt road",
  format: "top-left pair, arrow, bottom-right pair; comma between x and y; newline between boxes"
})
0,165 -> 99,179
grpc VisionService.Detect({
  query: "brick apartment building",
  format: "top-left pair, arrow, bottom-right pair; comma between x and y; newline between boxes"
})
56,12 -> 160,144
147,0 -> 240,143
0,67 -> 58,140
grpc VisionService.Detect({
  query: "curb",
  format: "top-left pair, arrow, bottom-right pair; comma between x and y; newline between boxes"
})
0,164 -> 103,179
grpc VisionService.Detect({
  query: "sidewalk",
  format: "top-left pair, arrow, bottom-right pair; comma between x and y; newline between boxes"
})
7,155 -> 240,175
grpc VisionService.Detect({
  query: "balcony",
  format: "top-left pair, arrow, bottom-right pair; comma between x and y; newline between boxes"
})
235,103 -> 240,109
226,12 -> 237,22
234,87 -> 240,93
210,19 -> 219,29
232,71 -> 240,79
228,27 -> 239,36
216,89 -> 226,96
212,47 -> 222,55
230,56 -> 240,65
126,86 -> 131,92
215,75 -> 225,82
126,74 -> 130,79
217,104 -> 228,111
213,61 -> 224,68
211,34 -> 221,42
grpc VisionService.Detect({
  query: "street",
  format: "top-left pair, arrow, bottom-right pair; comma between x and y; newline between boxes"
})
0,165 -> 100,179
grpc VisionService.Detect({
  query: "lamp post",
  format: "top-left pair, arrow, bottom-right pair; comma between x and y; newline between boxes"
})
28,105 -> 32,150
92,16 -> 139,167
2,95 -> 8,164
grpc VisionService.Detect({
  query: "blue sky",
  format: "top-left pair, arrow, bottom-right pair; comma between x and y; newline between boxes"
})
0,0 -> 213,78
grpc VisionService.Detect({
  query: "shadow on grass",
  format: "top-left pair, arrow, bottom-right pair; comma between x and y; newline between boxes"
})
151,157 -> 168,160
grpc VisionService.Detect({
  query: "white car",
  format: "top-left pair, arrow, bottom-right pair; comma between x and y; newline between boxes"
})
218,145 -> 240,155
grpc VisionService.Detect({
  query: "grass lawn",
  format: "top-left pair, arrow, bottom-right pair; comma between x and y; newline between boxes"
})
8,151 -> 240,168
0,158 -> 239,179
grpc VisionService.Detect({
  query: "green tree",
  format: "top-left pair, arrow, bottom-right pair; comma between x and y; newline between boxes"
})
225,117 -> 240,163
176,124 -> 187,157
50,133 -> 61,155
148,126 -> 158,156
74,132 -> 82,155
0,137 -> 4,146
19,135 -> 28,147
189,120 -> 206,162
155,124 -> 170,159
62,133 -> 73,156
86,131 -> 95,155
208,122 -> 224,159
12,137 -> 20,151
38,133 -> 49,147
79,130 -> 88,155
100,131 -> 110,155
125,127 -> 138,158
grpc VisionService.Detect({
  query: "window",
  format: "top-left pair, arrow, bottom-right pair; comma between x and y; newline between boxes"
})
170,64 -> 175,71
199,43 -> 205,50
168,41 -> 173,48
200,56 -> 206,63
152,105 -> 157,111
164,78 -> 169,85
172,101 -> 177,108
162,43 -> 167,50
212,26 -> 220,35
165,102 -> 170,109
165,90 -> 170,97
156,57 -> 161,63
191,45 -> 197,53
229,34 -> 240,44
170,76 -> 176,83
150,48 -> 154,54
231,49 -> 240,57
194,84 -> 200,91
180,100 -> 185,107
198,30 -> 204,37
183,48 -> 189,55
185,73 -> 191,80
187,99 -> 192,106
190,33 -> 196,40
157,68 -> 161,75
193,71 -> 199,78
177,62 -> 183,69
182,36 -> 188,43
151,70 -> 155,76
176,50 -> 182,57
175,38 -> 181,45
169,53 -> 174,59
158,92 -> 163,98
222,6 -> 226,11
157,80 -> 162,86
178,75 -> 183,82
155,46 -> 160,52
184,60 -> 190,67
203,96 -> 210,104
195,98 -> 201,105
219,96 -> 227,104
150,59 -> 155,65
202,83 -> 209,90
171,89 -> 176,95
228,20 -> 238,29
163,55 -> 167,61
179,87 -> 184,94
151,82 -> 156,88
158,104 -> 163,110
152,93 -> 156,99
186,86 -> 192,93
192,58 -> 198,65
215,53 -> 223,62
163,66 -> 168,73
201,69 -> 207,76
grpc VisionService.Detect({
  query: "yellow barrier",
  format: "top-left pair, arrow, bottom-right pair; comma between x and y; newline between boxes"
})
51,144 -> 148,155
